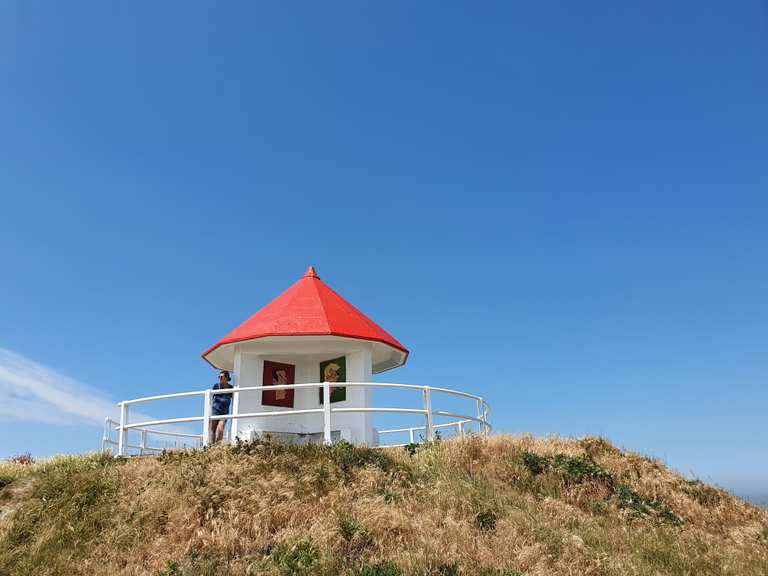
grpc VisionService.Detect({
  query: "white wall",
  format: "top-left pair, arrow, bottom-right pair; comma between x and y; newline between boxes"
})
231,337 -> 375,445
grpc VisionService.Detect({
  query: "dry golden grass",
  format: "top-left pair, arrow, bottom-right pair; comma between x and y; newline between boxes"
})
0,435 -> 766,576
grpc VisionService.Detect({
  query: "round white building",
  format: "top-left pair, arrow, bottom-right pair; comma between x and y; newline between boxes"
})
106,267 -> 490,455
202,266 -> 409,446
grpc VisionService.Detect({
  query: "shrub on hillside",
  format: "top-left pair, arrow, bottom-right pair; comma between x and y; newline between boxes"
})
520,452 -> 549,475
615,484 -> 682,525
552,454 -> 614,486
517,450 -> 681,525
9,453 -> 34,466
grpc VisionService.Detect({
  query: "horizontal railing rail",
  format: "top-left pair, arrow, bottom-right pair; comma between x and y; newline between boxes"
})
102,417 -> 203,455
108,382 -> 491,456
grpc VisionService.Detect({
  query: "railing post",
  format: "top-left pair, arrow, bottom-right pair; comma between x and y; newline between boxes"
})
230,349 -> 242,445
118,403 -> 129,456
323,381 -> 332,445
423,386 -> 434,442
476,398 -> 483,435
102,417 -> 110,452
203,389 -> 212,447
476,398 -> 487,436
139,429 -> 147,456
229,387 -> 239,445
458,421 -> 465,439
408,427 -> 415,444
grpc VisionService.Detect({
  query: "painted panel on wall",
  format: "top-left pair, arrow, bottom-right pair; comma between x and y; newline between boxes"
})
319,356 -> 346,404
262,360 -> 295,407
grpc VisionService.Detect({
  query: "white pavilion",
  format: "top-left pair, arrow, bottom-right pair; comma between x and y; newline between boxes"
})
106,267 -> 490,455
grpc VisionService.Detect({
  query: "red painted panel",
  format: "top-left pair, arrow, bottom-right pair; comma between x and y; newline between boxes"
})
262,360 -> 295,408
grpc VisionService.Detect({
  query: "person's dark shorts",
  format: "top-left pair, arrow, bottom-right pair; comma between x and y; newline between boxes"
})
212,400 -> 231,417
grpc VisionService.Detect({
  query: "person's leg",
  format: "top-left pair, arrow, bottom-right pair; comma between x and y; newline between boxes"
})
215,420 -> 226,443
209,419 -> 219,444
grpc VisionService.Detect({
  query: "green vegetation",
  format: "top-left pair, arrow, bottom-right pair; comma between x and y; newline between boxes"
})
0,475 -> 13,491
681,479 -> 723,508
518,450 -> 682,525
339,518 -> 372,544
358,563 -> 403,576
475,509 -> 498,531
615,483 -> 682,525
272,540 -> 321,576
519,451 -> 614,485
0,435 -> 766,575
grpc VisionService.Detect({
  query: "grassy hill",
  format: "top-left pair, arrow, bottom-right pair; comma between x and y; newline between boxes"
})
1,435 -> 766,576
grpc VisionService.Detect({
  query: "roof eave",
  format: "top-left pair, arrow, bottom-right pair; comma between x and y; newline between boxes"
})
202,333 -> 409,371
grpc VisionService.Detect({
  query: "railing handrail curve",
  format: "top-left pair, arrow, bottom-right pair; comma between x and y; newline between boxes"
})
120,382 -> 489,407
108,381 -> 490,456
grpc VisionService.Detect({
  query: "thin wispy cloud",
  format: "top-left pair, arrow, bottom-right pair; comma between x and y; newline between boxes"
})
0,348 -> 199,451
0,348 -> 119,426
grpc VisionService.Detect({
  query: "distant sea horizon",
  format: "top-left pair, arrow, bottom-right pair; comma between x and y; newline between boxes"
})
736,491 -> 767,509
710,477 -> 766,509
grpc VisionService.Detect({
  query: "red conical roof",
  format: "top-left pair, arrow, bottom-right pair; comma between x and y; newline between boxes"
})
202,267 -> 408,373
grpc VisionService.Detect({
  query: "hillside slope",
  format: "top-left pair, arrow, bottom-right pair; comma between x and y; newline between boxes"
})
1,435 -> 766,576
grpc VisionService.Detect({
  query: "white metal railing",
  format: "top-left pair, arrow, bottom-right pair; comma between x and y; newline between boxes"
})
105,382 -> 491,456
102,418 -> 203,454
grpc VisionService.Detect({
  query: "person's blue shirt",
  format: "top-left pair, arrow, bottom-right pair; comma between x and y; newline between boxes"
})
211,382 -> 233,415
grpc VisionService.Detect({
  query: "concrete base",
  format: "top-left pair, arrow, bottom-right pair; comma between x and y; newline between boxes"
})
238,427 -> 352,446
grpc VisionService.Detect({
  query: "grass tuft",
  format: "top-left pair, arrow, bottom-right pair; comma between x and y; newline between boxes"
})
157,560 -> 180,576
358,562 -> 403,576
272,540 -> 321,576
434,563 -> 458,576
329,440 -> 393,476
475,509 -> 498,531
681,479 -> 722,508
339,517 -> 374,552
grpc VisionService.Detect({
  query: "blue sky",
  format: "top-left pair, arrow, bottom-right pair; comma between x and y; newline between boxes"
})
1,2 -> 766,502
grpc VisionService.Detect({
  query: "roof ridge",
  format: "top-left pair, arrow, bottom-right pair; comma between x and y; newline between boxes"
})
306,273 -> 333,333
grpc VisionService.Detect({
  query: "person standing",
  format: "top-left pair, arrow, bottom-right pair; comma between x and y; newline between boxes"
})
210,370 -> 233,443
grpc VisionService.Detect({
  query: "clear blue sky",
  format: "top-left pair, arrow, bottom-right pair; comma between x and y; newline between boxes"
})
1,2 -> 766,502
